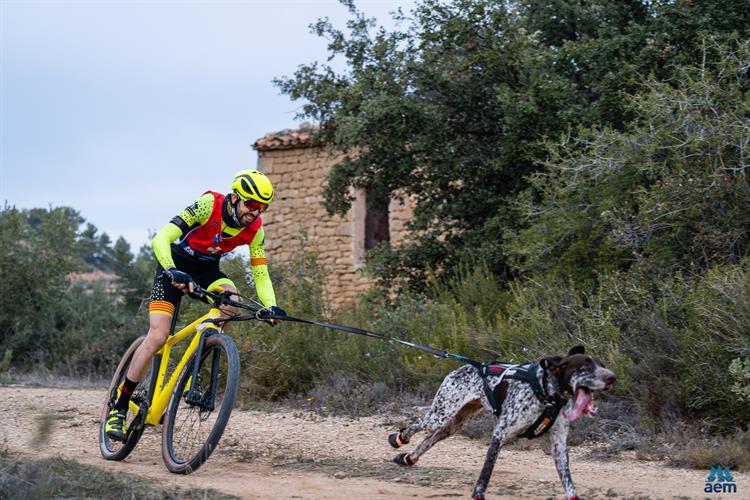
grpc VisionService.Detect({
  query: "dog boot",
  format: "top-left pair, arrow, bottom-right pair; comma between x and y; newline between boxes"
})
393,453 -> 415,466
388,428 -> 409,448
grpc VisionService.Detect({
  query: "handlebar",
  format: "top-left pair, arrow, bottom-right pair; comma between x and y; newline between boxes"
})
158,271 -> 281,326
189,284 -> 256,311
190,284 -> 282,326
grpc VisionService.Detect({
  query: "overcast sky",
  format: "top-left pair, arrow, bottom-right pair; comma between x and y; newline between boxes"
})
1,0 -> 413,251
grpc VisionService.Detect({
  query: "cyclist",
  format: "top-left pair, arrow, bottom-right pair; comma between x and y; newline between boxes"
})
105,169 -> 286,441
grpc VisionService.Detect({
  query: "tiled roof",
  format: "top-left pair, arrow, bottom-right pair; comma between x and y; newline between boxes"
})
252,123 -> 321,151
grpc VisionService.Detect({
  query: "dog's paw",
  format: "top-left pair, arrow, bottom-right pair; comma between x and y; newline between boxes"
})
393,453 -> 415,466
472,495 -> 485,500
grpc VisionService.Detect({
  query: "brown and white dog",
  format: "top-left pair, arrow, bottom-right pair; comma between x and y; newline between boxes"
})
388,346 -> 616,499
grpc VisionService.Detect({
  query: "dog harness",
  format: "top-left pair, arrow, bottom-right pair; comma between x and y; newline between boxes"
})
479,362 -> 568,439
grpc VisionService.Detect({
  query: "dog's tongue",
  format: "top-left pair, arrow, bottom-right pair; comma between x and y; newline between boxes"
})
563,388 -> 593,422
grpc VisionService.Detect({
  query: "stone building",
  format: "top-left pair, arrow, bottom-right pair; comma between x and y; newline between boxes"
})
252,125 -> 413,309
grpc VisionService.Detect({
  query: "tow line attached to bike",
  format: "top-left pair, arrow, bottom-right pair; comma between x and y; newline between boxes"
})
203,287 -> 487,372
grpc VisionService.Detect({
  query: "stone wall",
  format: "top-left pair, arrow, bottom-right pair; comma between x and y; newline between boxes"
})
253,127 -> 413,309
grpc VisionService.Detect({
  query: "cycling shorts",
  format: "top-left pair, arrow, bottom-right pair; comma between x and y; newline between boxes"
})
148,244 -> 235,318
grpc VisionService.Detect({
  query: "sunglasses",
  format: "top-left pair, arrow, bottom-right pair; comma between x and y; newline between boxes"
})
241,199 -> 268,213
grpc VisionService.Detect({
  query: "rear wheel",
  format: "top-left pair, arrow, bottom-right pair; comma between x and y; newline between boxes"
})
161,333 -> 240,474
99,336 -> 151,461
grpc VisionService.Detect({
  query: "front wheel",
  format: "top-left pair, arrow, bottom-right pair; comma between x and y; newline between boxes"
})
99,336 -> 151,461
161,333 -> 240,474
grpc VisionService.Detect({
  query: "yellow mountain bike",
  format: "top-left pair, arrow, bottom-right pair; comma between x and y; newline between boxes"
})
98,285 -> 268,474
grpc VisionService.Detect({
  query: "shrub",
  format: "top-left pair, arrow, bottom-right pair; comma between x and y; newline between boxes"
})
673,430 -> 750,471
729,357 -> 750,402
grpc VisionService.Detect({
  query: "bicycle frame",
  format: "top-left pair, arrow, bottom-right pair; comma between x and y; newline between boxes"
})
128,307 -> 225,426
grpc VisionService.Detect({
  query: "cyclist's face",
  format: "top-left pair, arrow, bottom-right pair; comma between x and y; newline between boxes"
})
234,194 -> 262,226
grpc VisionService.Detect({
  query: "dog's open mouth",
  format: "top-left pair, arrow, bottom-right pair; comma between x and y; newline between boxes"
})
563,387 -> 598,421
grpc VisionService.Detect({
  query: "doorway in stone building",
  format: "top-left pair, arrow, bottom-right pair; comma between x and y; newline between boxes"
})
364,188 -> 390,250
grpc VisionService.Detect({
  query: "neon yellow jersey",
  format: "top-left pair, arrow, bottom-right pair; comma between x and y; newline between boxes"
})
151,193 -> 277,308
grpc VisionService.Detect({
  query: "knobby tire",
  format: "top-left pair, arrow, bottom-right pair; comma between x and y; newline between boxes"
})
99,335 -> 149,461
161,333 -> 240,474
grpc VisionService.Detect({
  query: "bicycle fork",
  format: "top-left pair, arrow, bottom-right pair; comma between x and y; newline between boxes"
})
185,327 -> 220,411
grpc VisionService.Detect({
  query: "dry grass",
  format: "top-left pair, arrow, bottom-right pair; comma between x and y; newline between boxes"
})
671,431 -> 750,471
0,369 -> 109,389
0,455 -> 238,499
30,413 -> 54,449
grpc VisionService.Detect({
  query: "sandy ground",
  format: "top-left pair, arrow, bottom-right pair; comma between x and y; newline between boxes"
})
0,386 -> 745,499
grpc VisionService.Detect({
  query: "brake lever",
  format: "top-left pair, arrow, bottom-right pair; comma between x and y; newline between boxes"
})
218,290 -> 237,306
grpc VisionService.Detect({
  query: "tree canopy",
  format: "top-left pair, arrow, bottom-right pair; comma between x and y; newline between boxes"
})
509,41 -> 750,287
276,0 -> 750,289
0,205 -> 154,371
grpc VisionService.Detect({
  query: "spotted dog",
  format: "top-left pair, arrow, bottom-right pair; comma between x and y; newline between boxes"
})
388,346 -> 615,500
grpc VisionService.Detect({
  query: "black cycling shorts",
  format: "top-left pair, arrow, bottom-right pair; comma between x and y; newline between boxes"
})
148,244 -> 235,318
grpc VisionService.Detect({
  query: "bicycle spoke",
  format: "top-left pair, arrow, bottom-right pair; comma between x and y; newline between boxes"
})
100,336 -> 150,461
166,341 -> 233,466
162,334 -> 239,473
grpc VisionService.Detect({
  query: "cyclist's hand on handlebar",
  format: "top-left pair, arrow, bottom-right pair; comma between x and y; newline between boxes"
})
257,305 -> 286,325
166,268 -> 195,294
270,306 -> 287,318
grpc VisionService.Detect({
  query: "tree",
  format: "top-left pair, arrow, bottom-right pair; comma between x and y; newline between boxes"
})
507,40 -> 750,286
76,223 -> 116,270
112,239 -> 156,309
276,0 -> 750,290
0,205 -> 150,369
0,205 -> 81,364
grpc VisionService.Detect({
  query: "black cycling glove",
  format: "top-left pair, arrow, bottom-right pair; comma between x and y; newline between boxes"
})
166,268 -> 193,285
269,306 -> 287,317
258,306 -> 287,319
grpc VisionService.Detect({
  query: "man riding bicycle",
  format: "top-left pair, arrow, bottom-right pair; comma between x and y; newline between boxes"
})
106,169 -> 286,441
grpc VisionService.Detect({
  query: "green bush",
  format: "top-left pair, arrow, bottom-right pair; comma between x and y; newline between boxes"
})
730,357 -> 750,402
222,247 -> 749,434
3,204 -> 748,437
0,206 -> 152,378
229,253 -> 510,402
52,282 -> 148,378
525,266 -> 750,432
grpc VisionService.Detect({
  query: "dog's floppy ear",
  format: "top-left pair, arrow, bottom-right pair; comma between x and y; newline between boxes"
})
568,345 -> 585,356
541,355 -> 564,373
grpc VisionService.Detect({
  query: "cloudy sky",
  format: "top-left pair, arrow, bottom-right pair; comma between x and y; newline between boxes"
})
1,0 -> 413,251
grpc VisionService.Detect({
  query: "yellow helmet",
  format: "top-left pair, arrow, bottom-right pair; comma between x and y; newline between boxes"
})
231,169 -> 274,205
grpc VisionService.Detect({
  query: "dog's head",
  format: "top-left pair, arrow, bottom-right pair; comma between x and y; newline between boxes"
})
541,345 -> 616,422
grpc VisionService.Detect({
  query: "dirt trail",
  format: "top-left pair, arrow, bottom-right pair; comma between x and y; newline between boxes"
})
0,386 -> 743,499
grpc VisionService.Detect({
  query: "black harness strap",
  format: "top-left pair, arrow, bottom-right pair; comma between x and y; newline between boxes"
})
480,362 -> 568,439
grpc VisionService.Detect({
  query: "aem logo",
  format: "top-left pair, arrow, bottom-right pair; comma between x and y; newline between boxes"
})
705,465 -> 736,494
